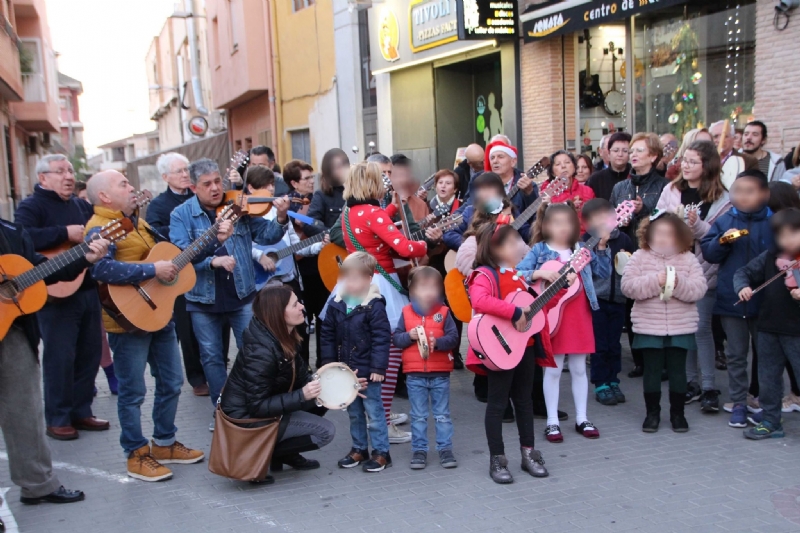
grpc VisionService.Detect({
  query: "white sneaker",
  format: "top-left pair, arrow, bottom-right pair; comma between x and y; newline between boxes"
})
782,394 -> 800,413
389,412 -> 408,425
387,423 -> 411,444
209,414 -> 216,432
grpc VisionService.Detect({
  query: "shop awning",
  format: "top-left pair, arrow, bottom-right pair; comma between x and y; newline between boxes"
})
521,0 -> 689,43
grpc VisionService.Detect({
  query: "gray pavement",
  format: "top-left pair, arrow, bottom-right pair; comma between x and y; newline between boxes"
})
4,336 -> 800,533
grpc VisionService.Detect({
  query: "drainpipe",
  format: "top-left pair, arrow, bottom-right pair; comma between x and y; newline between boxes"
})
264,0 -> 283,158
185,0 -> 209,116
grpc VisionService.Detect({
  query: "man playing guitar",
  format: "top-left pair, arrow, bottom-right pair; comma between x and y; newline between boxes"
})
85,170 -> 207,482
169,158 -> 290,428
466,138 -> 539,214
13,154 -> 109,441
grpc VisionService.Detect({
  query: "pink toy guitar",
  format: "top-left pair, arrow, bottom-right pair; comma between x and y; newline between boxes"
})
531,200 -> 635,336
467,249 -> 593,371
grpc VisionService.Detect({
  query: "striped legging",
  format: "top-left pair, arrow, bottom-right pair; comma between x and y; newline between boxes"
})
381,345 -> 403,425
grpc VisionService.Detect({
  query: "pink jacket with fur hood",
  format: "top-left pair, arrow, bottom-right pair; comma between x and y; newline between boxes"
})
620,248 -> 708,336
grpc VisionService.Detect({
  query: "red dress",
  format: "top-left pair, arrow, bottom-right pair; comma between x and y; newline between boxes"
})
542,178 -> 595,232
548,266 -> 596,355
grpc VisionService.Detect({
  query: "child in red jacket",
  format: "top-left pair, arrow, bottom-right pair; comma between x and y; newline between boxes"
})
392,267 -> 459,470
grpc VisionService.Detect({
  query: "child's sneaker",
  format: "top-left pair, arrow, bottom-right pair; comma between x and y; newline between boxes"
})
781,393 -> 800,413
747,394 -> 762,413
728,404 -> 747,428
362,451 -> 392,472
685,382 -> 702,404
609,383 -> 626,403
439,449 -> 458,469
699,390 -> 720,413
338,448 -> 368,468
388,423 -> 411,444
544,424 -> 563,443
389,412 -> 408,425
744,420 -> 785,440
594,385 -> 617,406
410,451 -> 427,469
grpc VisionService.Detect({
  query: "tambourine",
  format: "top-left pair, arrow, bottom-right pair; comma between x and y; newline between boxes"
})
719,229 -> 749,244
615,251 -> 632,276
660,266 -> 676,301
415,326 -> 430,359
313,362 -> 360,410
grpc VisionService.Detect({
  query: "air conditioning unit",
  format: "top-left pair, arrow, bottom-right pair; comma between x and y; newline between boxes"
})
208,110 -> 227,133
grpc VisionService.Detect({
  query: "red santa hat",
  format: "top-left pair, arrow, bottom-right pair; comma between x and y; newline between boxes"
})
484,140 -> 518,171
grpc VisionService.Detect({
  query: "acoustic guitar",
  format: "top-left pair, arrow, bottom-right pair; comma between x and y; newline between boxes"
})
102,204 -> 243,333
253,230 -> 329,289
40,190 -> 152,299
0,218 -> 134,341
317,212 -> 464,292
530,200 -> 635,336
443,162 -> 563,323
467,249 -> 593,371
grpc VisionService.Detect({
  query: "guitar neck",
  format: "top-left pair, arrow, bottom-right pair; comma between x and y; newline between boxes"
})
173,221 -> 223,269
275,232 -> 327,260
512,194 -> 544,231
527,268 -> 574,318
13,240 -> 92,291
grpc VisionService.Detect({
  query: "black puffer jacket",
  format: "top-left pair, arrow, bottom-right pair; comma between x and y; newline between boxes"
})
319,284 -> 391,379
304,186 -> 344,236
609,168 -> 669,250
220,317 -> 315,428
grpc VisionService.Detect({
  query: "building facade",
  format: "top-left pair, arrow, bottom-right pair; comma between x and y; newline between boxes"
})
146,0 -> 217,152
95,131 -> 160,174
517,0 -> 798,163
57,71 -> 84,158
368,0 -> 520,178
0,0 -> 61,218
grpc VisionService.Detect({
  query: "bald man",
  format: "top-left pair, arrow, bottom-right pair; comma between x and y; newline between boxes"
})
454,143 -> 485,201
85,170 -> 210,482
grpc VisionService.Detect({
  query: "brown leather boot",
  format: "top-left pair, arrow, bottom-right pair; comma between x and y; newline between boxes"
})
46,426 -> 78,441
127,445 -> 172,482
150,440 -> 204,465
72,417 -> 110,431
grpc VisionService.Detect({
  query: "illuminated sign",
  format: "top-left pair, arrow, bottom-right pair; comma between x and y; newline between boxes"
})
522,0 -> 689,43
456,0 -> 518,40
409,0 -> 458,53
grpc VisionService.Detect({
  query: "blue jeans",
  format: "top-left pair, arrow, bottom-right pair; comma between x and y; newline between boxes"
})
346,382 -> 389,453
590,300 -> 625,386
686,289 -> 716,390
107,325 -> 183,456
191,306 -> 253,405
407,375 -> 453,453
757,332 -> 800,427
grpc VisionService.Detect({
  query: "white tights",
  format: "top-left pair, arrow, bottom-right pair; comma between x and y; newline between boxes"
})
544,354 -> 589,426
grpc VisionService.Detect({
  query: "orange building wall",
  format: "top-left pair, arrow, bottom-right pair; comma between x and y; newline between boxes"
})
228,93 -> 272,151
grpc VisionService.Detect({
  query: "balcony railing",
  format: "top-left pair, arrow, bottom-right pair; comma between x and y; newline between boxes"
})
22,72 -> 46,102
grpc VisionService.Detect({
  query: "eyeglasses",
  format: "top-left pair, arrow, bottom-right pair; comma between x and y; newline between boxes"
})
681,159 -> 702,167
610,148 -> 629,154
299,175 -> 314,181
630,147 -> 649,155
43,169 -> 75,176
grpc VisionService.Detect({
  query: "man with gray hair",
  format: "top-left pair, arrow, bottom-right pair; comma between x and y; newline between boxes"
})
170,158 -> 290,429
14,154 -> 110,441
710,120 -> 758,189
145,152 -> 209,396
595,135 -> 610,171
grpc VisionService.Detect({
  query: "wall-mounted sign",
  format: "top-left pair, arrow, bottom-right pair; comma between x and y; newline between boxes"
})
409,0 -> 458,53
378,8 -> 401,62
456,0 -> 518,40
188,116 -> 208,136
521,0 -> 690,43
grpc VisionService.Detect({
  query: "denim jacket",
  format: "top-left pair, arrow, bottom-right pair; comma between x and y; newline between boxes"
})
516,241 -> 611,311
169,196 -> 287,304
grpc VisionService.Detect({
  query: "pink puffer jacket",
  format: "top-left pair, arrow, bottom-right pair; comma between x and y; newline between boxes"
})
620,248 -> 708,336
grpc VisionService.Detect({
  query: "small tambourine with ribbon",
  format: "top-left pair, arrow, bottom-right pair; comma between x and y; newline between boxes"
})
415,326 -> 430,360
615,251 -> 632,276
660,266 -> 676,301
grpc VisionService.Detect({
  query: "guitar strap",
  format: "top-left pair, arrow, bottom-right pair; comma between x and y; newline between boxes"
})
343,207 -> 407,296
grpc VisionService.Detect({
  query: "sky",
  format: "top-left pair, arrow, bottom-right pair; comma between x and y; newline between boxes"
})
46,0 -> 176,154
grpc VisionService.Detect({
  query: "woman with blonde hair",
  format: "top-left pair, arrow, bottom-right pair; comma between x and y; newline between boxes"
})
326,161 -> 430,443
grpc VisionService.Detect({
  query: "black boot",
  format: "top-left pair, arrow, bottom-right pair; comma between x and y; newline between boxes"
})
489,455 -> 513,484
642,392 -> 661,433
669,391 -> 689,433
520,447 -> 548,478
271,436 -> 321,471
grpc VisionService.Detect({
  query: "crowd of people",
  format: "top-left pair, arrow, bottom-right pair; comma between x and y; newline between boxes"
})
1,117 -> 800,517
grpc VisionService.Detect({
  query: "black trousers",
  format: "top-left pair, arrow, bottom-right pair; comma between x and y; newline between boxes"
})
626,299 -> 644,368
297,257 -> 329,367
174,295 -> 206,387
485,347 -> 536,455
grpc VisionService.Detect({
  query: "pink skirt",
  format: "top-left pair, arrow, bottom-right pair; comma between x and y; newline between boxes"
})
550,290 -> 595,355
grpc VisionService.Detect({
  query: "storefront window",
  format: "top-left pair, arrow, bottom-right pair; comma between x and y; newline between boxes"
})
632,2 -> 756,138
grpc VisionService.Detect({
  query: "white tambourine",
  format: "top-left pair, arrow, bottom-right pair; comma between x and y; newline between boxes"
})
313,362 -> 360,410
615,251 -> 632,276
415,326 -> 430,360
660,265 -> 676,301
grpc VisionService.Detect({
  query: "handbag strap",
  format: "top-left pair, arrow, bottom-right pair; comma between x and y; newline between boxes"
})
344,206 -> 407,295
216,355 -> 298,424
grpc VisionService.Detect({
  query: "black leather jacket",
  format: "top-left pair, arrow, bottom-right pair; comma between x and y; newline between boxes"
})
220,317 -> 315,428
304,186 -> 345,236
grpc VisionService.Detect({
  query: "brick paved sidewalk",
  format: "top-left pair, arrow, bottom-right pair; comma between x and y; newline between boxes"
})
3,337 -> 800,533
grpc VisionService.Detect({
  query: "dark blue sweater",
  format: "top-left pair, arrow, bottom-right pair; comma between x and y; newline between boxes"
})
145,187 -> 194,241
700,205 -> 773,317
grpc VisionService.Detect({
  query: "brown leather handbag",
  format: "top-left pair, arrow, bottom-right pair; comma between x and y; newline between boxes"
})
208,363 -> 295,481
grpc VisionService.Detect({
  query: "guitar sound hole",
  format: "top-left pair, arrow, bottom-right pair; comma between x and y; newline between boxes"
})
0,281 -> 19,301
158,273 -> 180,287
